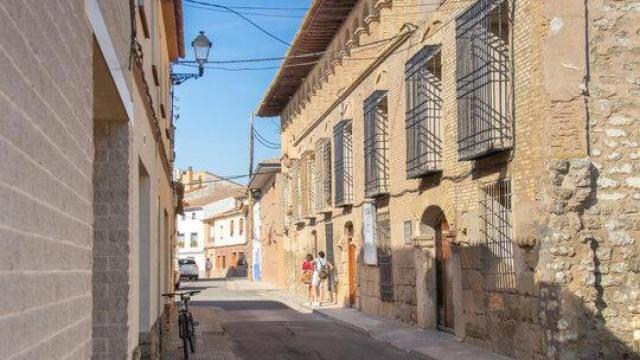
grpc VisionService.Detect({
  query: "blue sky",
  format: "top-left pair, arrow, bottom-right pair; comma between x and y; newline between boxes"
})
173,1 -> 311,182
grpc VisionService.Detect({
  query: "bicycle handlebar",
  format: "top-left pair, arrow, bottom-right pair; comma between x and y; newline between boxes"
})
161,290 -> 201,298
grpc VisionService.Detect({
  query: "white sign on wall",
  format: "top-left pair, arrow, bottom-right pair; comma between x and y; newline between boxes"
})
362,201 -> 377,265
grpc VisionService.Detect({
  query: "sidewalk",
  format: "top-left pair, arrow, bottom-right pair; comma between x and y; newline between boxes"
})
229,279 -> 512,360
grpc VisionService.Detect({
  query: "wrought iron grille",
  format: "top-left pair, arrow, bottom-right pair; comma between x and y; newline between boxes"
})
364,91 -> 390,198
300,151 -> 316,219
334,120 -> 354,207
456,0 -> 512,161
405,45 -> 443,179
377,212 -> 393,302
291,160 -> 302,223
480,178 -> 515,291
325,222 -> 335,263
280,174 -> 289,228
315,138 -> 332,213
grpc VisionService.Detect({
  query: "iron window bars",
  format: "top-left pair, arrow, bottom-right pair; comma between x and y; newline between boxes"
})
456,0 -> 512,161
377,212 -> 393,302
280,174 -> 290,229
334,120 -> 354,207
364,90 -> 390,198
405,45 -> 443,179
480,178 -> 515,291
315,138 -> 333,213
291,159 -> 302,224
300,151 -> 316,219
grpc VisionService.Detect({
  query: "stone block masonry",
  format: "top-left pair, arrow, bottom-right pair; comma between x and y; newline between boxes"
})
0,0 -> 94,358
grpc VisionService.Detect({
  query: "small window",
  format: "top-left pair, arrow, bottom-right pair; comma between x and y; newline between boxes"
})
481,178 -> 515,291
239,218 -> 244,235
190,232 -> 198,247
230,220 -> 235,236
191,212 -> 196,219
177,232 -> 185,248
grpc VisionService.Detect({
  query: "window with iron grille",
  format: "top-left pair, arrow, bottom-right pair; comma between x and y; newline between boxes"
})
456,0 -> 512,161
364,91 -> 390,198
315,138 -> 332,213
280,174 -> 290,228
300,151 -> 316,219
480,178 -> 515,291
377,212 -> 393,302
334,120 -> 354,207
405,45 -> 443,179
291,160 -> 302,223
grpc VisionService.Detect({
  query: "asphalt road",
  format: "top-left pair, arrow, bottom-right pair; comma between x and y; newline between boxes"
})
183,280 -> 425,360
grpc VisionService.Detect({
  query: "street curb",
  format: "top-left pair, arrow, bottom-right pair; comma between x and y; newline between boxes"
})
311,309 -> 371,336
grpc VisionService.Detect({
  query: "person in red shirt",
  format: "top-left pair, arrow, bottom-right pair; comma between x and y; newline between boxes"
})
301,254 -> 314,304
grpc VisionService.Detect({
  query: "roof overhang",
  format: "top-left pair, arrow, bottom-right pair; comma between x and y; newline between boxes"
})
162,0 -> 186,61
248,163 -> 281,190
256,0 -> 357,117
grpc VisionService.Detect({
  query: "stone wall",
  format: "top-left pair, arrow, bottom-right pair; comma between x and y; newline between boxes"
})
0,0 -> 94,359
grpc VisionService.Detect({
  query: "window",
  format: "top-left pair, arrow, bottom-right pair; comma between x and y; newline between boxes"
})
377,212 -> 393,302
480,178 -> 515,291
405,46 -> 443,178
177,232 -> 185,248
334,120 -> 354,206
301,151 -> 316,218
456,0 -> 512,160
189,232 -> 198,247
181,214 -> 185,220
314,138 -> 332,213
364,91 -> 390,198
230,220 -> 235,236
239,218 -> 244,235
291,160 -> 302,223
191,212 -> 196,219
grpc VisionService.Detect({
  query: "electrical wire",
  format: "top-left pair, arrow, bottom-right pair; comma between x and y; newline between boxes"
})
184,4 -> 305,19
184,0 -> 292,46
179,174 -> 250,186
253,130 -> 281,147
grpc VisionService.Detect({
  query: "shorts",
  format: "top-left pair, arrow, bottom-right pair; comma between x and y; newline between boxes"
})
311,271 -> 321,287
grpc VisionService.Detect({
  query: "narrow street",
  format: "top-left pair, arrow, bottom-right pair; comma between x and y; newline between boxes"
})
163,280 -> 426,360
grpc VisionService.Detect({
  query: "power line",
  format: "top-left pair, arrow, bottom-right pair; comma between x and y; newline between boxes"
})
184,4 -> 304,19
184,0 -> 292,46
253,128 -> 280,147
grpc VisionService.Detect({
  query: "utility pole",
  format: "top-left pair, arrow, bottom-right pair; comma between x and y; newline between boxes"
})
249,112 -> 255,177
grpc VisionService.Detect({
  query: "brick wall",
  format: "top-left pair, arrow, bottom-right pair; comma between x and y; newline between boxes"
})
93,121 -> 132,360
259,174 -> 286,288
0,0 -> 94,359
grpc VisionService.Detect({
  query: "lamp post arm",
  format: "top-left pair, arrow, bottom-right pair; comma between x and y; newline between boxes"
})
171,72 -> 201,86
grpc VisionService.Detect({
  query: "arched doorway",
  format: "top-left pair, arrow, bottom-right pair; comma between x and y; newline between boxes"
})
421,207 -> 454,331
344,221 -> 357,306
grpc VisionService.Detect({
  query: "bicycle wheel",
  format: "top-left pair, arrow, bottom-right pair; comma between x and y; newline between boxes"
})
189,331 -> 196,353
178,314 -> 190,359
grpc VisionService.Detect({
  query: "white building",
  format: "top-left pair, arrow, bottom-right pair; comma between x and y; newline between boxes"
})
203,199 -> 248,276
177,197 -> 239,277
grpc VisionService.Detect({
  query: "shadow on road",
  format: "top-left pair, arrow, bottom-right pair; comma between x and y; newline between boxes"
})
190,300 -> 292,311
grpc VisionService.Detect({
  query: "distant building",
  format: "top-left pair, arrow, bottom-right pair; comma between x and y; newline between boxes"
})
176,169 -> 246,277
203,197 -> 248,277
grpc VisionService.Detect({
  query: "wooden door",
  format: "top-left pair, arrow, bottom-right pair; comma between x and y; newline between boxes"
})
435,215 -> 454,331
348,244 -> 357,306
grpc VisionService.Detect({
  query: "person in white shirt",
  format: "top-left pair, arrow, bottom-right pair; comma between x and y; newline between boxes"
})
312,251 -> 333,307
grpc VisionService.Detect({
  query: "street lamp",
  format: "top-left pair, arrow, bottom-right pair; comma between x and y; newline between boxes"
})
171,31 -> 213,85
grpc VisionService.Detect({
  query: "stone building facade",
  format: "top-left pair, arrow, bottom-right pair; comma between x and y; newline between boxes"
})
256,0 -> 639,358
248,160 -> 286,287
1,1 -> 184,359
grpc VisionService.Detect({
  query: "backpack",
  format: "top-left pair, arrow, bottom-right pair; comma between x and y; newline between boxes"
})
318,260 -> 328,280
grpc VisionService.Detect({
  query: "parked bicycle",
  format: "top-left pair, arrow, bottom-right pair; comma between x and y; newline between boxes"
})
162,290 -> 201,359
